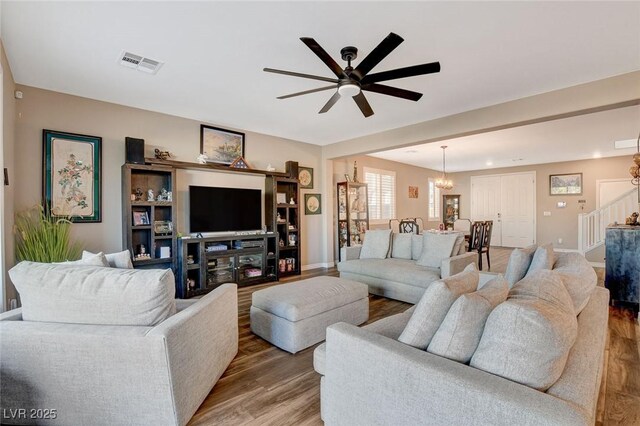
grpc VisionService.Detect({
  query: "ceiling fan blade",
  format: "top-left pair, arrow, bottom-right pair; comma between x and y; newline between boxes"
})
319,91 -> 341,114
362,83 -> 423,101
361,62 -> 441,84
263,67 -> 339,84
352,32 -> 404,80
300,38 -> 347,79
277,85 -> 337,100
353,92 -> 374,118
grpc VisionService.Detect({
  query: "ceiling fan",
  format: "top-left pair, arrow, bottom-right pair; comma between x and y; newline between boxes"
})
264,32 -> 440,118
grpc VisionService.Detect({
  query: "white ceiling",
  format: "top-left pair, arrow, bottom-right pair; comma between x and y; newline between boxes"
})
2,1 -> 640,146
369,105 -> 640,172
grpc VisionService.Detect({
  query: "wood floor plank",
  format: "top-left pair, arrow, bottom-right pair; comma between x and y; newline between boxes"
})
188,247 -> 640,425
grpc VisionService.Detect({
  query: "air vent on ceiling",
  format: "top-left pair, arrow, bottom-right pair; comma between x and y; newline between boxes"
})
118,51 -> 163,74
614,139 -> 637,149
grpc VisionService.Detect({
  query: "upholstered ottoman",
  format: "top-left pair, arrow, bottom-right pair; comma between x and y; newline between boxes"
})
250,276 -> 369,353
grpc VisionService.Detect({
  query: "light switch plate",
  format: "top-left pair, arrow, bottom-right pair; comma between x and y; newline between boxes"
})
543,211 -> 552,216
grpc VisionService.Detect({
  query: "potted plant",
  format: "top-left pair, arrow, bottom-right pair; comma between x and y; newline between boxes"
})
14,205 -> 82,262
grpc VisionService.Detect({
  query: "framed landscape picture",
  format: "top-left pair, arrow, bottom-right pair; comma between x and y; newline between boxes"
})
43,129 -> 101,223
550,173 -> 583,195
200,124 -> 245,165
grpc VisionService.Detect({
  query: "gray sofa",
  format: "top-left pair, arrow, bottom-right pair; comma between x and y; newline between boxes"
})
0,284 -> 239,426
316,254 -> 609,425
338,244 -> 477,303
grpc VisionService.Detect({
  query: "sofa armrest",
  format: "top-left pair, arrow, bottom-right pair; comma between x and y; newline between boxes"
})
440,251 -> 477,278
323,323 -> 589,426
0,307 -> 23,321
175,298 -> 198,312
340,245 -> 362,261
148,284 -> 239,426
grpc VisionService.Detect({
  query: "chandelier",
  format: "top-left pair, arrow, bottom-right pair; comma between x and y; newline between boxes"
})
630,130 -> 640,202
435,145 -> 453,190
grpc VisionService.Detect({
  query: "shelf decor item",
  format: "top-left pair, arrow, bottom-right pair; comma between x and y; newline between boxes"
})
550,173 -> 583,195
43,129 -> 101,223
305,193 -> 321,215
200,124 -> 245,166
298,166 -> 314,189
132,211 -> 150,226
229,156 -> 251,169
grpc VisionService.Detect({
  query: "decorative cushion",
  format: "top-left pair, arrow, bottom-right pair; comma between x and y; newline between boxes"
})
553,252 -> 598,314
359,229 -> 392,259
416,233 -> 459,268
83,250 -> 133,269
525,243 -> 554,277
470,270 -> 578,391
57,252 -> 109,267
428,274 -> 509,363
504,244 -> 537,287
451,233 -> 465,257
391,233 -> 413,260
398,263 -> 479,349
411,234 -> 423,260
9,261 -> 176,326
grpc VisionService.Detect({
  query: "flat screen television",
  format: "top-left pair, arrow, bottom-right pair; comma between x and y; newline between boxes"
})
189,185 -> 262,233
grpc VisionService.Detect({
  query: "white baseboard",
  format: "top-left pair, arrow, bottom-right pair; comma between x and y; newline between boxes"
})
301,262 -> 335,271
589,262 -> 606,268
553,248 -> 581,253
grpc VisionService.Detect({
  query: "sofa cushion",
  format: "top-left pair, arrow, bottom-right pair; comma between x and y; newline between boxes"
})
360,229 -> 392,259
525,243 -> 554,277
338,258 -> 441,289
416,233 -> 459,268
553,252 -> 598,314
9,261 -> 176,326
470,270 -> 578,391
411,234 -> 423,260
391,233 -> 413,260
83,249 -> 133,269
398,263 -> 479,349
504,244 -> 537,287
57,251 -> 109,267
428,274 -> 508,363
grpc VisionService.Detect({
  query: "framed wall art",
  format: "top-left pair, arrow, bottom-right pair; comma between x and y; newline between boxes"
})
305,193 -> 322,215
550,173 -> 583,195
43,129 -> 101,223
408,186 -> 419,198
298,166 -> 314,189
200,124 -> 245,166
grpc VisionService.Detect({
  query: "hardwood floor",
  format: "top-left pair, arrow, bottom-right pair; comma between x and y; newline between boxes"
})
188,247 -> 640,425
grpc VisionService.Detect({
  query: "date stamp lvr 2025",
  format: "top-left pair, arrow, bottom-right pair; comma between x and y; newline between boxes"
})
2,408 -> 58,420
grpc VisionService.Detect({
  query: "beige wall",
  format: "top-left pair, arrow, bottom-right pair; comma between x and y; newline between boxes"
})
448,156 -> 634,250
13,85 -> 326,268
2,40 -> 17,309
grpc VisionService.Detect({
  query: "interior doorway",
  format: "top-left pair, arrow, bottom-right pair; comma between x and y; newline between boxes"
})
470,172 -> 536,248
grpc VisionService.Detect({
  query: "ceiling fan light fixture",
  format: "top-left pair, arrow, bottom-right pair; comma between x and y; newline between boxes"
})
338,82 -> 361,97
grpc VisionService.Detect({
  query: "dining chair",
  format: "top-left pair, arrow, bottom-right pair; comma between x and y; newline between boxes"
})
467,221 -> 483,254
478,220 -> 493,270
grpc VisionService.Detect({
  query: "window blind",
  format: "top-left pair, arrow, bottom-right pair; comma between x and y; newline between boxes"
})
364,167 -> 396,220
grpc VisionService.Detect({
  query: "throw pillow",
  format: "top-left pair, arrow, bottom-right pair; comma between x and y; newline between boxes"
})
411,234 -> 423,260
10,261 -> 176,326
553,252 -> 597,314
391,233 -> 412,260
525,243 -> 554,277
504,244 -> 537,287
428,274 -> 509,363
56,252 -> 110,267
451,233 -> 465,257
359,229 -> 392,259
83,249 -> 133,269
398,263 -> 479,349
416,232 -> 459,268
470,270 -> 578,391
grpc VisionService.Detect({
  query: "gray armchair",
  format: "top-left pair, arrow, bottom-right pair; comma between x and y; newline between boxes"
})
0,284 -> 238,426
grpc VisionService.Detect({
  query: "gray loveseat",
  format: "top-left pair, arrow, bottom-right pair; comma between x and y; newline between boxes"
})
338,234 -> 477,303
0,284 -> 238,426
317,253 -> 609,425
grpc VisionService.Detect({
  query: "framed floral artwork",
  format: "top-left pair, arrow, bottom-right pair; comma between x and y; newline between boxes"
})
43,130 -> 101,223
200,124 -> 245,166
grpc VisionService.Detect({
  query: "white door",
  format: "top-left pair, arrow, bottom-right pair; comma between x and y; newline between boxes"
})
500,173 -> 536,247
470,176 -> 502,246
471,172 -> 536,248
